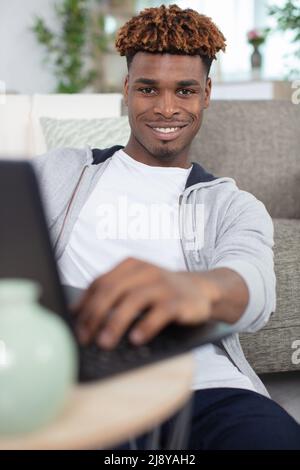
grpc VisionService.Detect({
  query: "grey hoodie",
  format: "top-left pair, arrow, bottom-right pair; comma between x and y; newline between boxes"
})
32,145 -> 276,397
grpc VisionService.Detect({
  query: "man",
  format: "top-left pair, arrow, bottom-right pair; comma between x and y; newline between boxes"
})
34,4 -> 300,449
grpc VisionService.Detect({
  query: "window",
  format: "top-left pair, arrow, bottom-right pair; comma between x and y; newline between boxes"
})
259,0 -> 299,79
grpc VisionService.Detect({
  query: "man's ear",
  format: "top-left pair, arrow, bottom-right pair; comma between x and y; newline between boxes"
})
123,74 -> 129,106
204,77 -> 212,109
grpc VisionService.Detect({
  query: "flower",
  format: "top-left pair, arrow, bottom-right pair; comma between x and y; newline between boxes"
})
247,28 -> 269,47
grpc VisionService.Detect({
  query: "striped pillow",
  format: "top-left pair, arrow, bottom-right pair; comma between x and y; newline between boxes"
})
40,116 -> 131,151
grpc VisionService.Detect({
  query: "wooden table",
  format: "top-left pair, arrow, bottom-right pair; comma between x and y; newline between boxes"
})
0,353 -> 194,450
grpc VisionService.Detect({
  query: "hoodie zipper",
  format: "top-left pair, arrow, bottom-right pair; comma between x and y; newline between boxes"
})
178,193 -> 190,272
54,165 -> 89,252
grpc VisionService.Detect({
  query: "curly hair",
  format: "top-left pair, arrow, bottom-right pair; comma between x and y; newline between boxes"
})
115,4 -> 226,75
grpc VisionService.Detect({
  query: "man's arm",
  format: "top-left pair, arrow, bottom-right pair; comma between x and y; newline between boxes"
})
72,258 -> 249,350
208,190 -> 276,334
72,191 -> 275,349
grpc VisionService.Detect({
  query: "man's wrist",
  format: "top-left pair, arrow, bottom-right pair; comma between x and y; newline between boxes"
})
193,268 -> 249,324
191,270 -> 224,313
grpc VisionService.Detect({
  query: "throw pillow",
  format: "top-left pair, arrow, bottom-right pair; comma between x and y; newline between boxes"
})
40,116 -> 131,151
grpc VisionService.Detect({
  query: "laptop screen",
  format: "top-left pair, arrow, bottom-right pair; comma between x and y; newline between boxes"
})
0,160 -> 70,324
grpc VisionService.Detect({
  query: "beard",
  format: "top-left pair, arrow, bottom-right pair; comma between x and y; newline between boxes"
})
139,136 -> 189,163
150,145 -> 181,161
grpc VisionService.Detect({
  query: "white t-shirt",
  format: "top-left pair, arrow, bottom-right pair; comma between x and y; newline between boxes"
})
59,149 -> 255,391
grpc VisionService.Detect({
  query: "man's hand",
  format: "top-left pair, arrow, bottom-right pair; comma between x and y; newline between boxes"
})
72,257 -> 223,349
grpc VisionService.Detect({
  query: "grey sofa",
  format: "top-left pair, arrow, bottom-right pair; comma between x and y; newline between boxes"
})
189,100 -> 300,421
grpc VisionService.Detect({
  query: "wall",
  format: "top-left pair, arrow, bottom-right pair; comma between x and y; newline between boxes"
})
0,0 -> 295,95
0,0 -> 57,94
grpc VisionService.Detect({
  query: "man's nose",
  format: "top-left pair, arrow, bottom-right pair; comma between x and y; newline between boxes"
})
153,92 -> 180,118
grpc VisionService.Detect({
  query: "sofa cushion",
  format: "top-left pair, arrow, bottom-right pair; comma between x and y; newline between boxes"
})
31,94 -> 123,155
189,101 -> 300,219
240,218 -> 300,374
39,116 -> 130,152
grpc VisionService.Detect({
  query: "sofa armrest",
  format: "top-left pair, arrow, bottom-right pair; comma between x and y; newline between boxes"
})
0,95 -> 32,158
240,218 -> 300,374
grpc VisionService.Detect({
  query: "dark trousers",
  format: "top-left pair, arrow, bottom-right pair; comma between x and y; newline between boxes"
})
113,388 -> 300,450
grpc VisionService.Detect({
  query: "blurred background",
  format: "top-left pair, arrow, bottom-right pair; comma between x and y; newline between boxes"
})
0,0 -> 299,157
0,0 -> 299,95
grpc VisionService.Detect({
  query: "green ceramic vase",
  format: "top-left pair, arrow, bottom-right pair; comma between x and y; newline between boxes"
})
0,279 -> 78,435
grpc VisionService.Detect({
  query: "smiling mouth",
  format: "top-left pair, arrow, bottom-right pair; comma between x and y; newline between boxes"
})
147,124 -> 188,140
153,126 -> 181,133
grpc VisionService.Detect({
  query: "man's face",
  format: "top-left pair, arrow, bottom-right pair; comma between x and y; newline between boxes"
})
124,52 -> 211,165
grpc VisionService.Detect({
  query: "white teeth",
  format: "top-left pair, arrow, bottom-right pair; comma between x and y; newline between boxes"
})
153,127 -> 179,133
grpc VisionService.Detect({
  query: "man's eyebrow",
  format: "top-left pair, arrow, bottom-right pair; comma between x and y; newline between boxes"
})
176,79 -> 201,87
133,78 -> 159,85
133,78 -> 201,87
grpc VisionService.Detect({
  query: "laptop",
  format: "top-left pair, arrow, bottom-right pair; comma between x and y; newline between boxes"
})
0,159 -> 234,382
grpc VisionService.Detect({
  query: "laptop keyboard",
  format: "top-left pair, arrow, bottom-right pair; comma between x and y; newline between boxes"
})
77,321 -> 233,382
79,338 -> 155,381
62,286 -> 234,383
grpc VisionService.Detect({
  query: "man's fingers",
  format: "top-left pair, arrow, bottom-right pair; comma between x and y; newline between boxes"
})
75,266 -> 164,342
76,282 -> 150,345
129,303 -> 176,345
96,285 -> 168,348
129,298 -> 210,345
76,298 -> 118,344
72,257 -> 142,312
96,306 -> 142,349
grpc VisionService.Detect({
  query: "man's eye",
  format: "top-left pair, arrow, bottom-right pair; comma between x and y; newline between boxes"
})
139,87 -> 156,95
178,89 -> 194,96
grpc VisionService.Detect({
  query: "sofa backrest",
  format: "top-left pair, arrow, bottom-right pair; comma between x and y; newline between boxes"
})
189,100 -> 300,219
29,94 -> 123,156
0,94 -> 123,158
